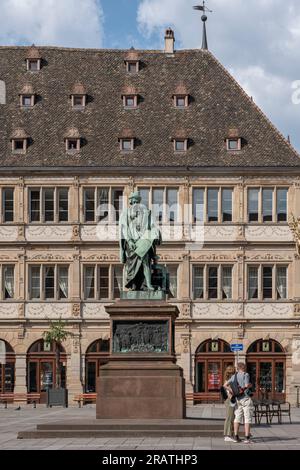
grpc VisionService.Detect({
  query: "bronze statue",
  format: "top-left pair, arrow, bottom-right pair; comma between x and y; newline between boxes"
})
119,191 -> 161,291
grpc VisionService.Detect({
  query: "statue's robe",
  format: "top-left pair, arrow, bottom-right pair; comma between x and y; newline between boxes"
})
119,204 -> 161,289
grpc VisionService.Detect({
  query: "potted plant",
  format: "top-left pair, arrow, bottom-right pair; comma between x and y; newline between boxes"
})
43,319 -> 72,407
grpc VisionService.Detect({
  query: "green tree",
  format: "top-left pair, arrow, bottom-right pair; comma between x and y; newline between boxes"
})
43,319 -> 72,389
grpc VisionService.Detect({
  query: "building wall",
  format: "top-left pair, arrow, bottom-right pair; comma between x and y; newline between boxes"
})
1,175 -> 300,403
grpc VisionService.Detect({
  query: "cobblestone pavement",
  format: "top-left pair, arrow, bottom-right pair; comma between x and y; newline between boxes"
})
0,404 -> 299,450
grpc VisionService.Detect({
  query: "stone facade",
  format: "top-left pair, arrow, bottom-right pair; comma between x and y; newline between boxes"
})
0,174 -> 300,403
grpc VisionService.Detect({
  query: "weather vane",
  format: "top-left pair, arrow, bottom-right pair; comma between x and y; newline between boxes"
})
193,1 -> 212,50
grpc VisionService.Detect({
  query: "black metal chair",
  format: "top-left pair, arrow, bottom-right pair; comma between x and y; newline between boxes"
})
254,400 -> 270,424
269,401 -> 281,424
279,402 -> 292,423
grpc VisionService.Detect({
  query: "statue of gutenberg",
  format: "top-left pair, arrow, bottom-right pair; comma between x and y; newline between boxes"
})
119,191 -> 161,291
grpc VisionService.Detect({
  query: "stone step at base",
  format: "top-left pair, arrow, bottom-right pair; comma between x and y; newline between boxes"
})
18,429 -> 223,439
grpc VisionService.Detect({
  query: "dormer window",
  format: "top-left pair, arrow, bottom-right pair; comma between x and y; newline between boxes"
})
70,83 -> 87,109
173,83 -> 189,108
124,49 -> 140,73
122,86 -> 138,109
11,128 -> 29,154
19,84 -> 35,107
119,129 -> 135,151
173,130 -> 188,152
226,129 -> 242,151
64,128 -> 81,153
25,45 -> 42,71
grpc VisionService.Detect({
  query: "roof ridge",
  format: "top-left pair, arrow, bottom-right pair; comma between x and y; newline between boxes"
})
208,51 -> 300,161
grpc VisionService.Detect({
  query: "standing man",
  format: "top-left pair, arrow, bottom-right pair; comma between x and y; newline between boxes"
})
224,362 -> 254,444
119,191 -> 161,291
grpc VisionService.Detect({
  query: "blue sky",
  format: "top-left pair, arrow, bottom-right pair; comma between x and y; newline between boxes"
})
0,0 -> 299,152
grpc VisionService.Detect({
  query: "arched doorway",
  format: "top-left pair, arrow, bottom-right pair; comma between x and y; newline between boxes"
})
0,340 -> 15,394
246,339 -> 286,401
85,339 -> 110,393
195,339 -> 234,402
27,339 -> 67,403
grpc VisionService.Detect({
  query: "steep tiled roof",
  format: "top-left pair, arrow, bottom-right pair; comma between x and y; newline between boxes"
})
0,46 -> 299,168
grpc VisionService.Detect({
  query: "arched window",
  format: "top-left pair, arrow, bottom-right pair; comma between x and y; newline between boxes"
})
27,339 -> 66,402
0,339 -> 15,393
194,339 -> 234,401
85,339 -> 110,393
247,339 -> 286,401
0,80 -> 6,105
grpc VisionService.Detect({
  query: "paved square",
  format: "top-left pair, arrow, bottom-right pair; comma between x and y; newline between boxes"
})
0,404 -> 299,450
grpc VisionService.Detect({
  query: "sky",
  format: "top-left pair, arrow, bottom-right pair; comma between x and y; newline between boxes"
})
0,0 -> 299,152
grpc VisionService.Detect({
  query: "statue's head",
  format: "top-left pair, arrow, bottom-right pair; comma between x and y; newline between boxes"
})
129,191 -> 142,205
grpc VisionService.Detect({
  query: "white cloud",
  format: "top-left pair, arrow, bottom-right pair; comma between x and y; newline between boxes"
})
137,0 -> 300,150
0,0 -> 104,48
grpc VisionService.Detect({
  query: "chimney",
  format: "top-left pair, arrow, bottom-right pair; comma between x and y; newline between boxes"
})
164,28 -> 175,54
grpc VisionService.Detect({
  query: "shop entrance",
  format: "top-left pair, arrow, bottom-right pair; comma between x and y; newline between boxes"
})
27,339 -> 66,403
247,339 -> 286,401
195,339 -> 234,402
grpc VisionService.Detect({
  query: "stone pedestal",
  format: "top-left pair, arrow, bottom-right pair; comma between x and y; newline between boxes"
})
96,301 -> 186,419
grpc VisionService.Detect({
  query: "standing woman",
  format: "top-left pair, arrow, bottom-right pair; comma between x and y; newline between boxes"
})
223,365 -> 236,442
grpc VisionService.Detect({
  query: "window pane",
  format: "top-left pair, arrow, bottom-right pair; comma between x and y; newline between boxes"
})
262,188 -> 273,222
125,96 -> 135,107
248,189 -> 259,222
167,265 -> 178,299
112,189 -> 123,223
128,62 -> 137,73
277,188 -> 288,222
275,362 -> 284,393
58,188 -> 68,222
193,189 -> 204,223
3,265 -> 14,299
122,140 -> 132,150
175,140 -> 185,151
263,266 -> 273,299
176,97 -> 185,107
3,188 -> 14,222
98,188 -> 109,222
29,60 -> 38,71
276,266 -> 287,300
30,190 -> 40,222
140,188 -> 150,209
193,266 -> 204,299
74,96 -> 83,106
30,266 -> 40,299
44,188 -> 54,222
222,266 -> 232,299
152,188 -> 164,223
84,188 -> 95,222
207,189 -> 218,222
166,188 -> 178,223
28,362 -> 37,392
44,266 -> 55,299
84,266 -> 95,299
58,266 -> 68,299
208,267 -> 218,299
85,362 -> 96,393
113,266 -> 123,299
228,139 -> 238,150
248,267 -> 258,299
22,96 -> 31,106
99,266 -> 109,299
222,189 -> 232,222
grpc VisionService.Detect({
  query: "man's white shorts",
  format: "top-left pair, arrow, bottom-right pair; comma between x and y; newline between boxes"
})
234,396 -> 254,424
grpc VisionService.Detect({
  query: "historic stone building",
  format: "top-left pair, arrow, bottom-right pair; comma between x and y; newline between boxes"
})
1,30 -> 300,405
